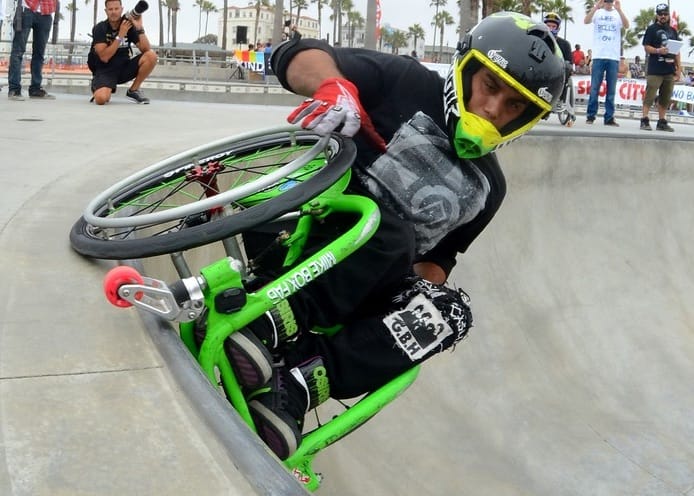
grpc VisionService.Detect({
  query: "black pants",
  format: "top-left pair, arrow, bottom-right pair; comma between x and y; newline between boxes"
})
245,204 -> 424,398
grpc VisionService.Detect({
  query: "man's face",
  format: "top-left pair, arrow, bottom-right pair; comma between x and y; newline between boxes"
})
467,66 -> 531,131
656,11 -> 669,25
545,21 -> 559,34
105,0 -> 123,23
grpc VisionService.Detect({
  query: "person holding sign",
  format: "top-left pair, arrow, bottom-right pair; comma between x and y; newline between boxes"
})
583,0 -> 629,126
640,3 -> 681,132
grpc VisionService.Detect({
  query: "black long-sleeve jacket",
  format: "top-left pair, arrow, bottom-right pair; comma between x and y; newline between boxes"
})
271,39 -> 506,278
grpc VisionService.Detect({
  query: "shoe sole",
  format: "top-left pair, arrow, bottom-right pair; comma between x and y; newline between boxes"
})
127,95 -> 150,104
249,399 -> 302,460
226,329 -> 273,389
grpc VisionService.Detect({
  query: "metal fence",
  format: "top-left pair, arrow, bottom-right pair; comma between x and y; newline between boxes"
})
0,40 -> 274,84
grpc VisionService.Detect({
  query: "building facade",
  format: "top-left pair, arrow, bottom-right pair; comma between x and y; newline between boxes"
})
217,5 -> 319,51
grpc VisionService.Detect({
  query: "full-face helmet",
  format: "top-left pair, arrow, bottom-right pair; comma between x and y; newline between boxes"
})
543,12 -> 562,36
443,12 -> 565,158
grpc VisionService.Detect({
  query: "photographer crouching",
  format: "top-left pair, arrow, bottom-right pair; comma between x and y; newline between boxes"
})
88,0 -> 157,104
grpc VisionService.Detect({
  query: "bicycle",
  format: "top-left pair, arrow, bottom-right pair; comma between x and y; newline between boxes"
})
70,126 -> 420,491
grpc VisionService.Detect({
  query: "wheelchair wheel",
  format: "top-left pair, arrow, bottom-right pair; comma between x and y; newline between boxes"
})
558,79 -> 576,127
70,127 -> 356,259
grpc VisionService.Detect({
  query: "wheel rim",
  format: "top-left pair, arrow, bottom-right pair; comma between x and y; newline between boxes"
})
85,129 -> 335,243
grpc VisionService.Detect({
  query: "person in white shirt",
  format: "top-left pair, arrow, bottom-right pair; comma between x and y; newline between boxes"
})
584,0 -> 629,126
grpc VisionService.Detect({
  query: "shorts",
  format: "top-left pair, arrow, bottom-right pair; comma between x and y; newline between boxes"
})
643,74 -> 675,108
90,53 -> 142,93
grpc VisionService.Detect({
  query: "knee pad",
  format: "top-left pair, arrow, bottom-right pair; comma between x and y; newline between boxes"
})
383,276 -> 473,363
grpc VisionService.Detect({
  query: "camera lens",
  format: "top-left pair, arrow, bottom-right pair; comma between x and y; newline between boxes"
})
131,0 -> 148,17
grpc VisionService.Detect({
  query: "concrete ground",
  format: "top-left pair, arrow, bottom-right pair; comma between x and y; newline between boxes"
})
1,91 -> 693,495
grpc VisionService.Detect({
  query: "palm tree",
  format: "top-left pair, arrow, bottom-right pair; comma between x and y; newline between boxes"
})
221,0 -> 228,50
163,0 -> 180,46
294,0 -> 308,26
158,0 -> 164,46
51,4 -> 63,44
623,8 -> 655,51
433,10 -> 454,59
252,1 -> 271,46
85,0 -> 97,28
390,30 -> 408,54
311,0 -> 329,39
66,0 -> 79,64
346,10 -> 364,47
202,0 -> 217,36
408,23 -> 425,56
328,0 -> 354,46
171,0 -> 180,47
194,0 -> 204,39
429,0 -> 447,55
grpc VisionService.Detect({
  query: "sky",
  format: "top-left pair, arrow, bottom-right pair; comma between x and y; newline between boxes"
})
13,0 -> 694,62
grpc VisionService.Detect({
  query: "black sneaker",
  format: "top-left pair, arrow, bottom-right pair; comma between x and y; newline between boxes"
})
126,88 -> 150,104
249,357 -> 331,460
8,90 -> 25,101
194,300 -> 300,389
605,119 -> 619,127
656,119 -> 674,132
640,117 -> 652,131
225,301 -> 300,388
28,88 -> 55,99
586,116 -> 595,124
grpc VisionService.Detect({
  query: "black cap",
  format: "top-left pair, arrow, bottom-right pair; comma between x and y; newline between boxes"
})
656,3 -> 669,14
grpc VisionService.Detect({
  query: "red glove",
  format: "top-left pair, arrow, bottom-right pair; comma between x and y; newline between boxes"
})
287,77 -> 386,152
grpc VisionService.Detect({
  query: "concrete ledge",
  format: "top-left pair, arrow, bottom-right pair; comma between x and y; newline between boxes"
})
3,72 -> 305,105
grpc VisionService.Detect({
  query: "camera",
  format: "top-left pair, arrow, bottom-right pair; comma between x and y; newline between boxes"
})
124,0 -> 148,20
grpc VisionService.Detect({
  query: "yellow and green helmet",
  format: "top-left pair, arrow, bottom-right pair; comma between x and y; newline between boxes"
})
444,12 -> 566,158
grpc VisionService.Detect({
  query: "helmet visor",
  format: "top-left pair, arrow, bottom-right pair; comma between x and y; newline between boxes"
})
450,49 -> 552,157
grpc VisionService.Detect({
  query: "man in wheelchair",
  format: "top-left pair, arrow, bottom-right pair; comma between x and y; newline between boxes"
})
543,12 -> 574,114
199,13 -> 565,460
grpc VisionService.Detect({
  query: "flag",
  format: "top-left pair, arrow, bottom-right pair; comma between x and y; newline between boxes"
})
670,10 -> 678,31
375,0 -> 382,40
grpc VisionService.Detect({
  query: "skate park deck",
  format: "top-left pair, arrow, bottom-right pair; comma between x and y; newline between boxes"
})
1,93 -> 693,495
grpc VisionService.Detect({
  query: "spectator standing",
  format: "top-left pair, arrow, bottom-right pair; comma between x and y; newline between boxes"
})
629,55 -> 644,78
640,3 -> 680,131
618,56 -> 628,78
7,0 -> 57,100
263,40 -> 273,76
584,0 -> 629,126
572,44 -> 585,71
289,24 -> 302,40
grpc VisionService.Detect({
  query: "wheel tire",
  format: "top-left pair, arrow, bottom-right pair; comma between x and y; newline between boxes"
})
70,129 -> 356,259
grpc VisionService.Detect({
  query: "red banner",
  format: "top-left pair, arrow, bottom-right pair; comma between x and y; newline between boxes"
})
375,0 -> 382,40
